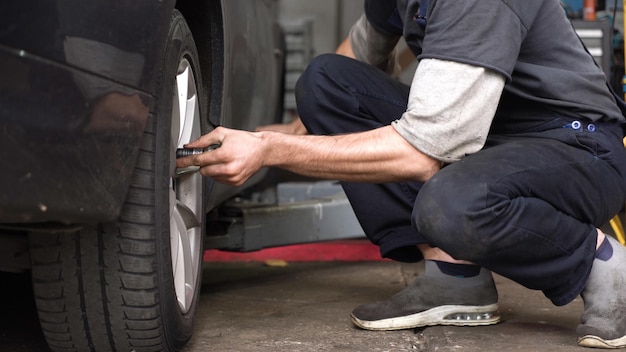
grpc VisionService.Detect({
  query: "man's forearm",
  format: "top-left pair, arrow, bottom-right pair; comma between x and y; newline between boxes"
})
262,125 -> 441,183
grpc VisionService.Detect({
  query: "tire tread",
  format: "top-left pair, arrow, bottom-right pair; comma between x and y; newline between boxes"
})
29,11 -> 201,352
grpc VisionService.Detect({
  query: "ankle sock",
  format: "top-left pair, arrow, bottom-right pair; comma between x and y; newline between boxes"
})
595,237 -> 613,261
433,260 -> 481,278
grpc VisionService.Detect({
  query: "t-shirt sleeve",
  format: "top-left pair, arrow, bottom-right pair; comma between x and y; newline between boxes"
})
349,14 -> 401,75
418,0 -> 528,81
392,59 -> 506,163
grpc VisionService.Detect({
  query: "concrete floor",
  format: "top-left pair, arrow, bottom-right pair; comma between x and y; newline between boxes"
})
183,261 -> 588,352
0,260 -> 593,352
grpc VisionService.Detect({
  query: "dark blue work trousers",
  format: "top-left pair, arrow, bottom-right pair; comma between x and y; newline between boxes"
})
295,54 -> 626,306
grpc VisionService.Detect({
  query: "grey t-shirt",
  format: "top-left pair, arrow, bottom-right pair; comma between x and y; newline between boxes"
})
366,0 -> 625,126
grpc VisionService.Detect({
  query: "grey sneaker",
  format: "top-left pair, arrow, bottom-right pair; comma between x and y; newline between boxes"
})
577,235 -> 626,349
350,261 -> 499,331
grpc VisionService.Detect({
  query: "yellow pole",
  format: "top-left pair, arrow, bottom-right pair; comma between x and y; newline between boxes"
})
622,0 -> 626,246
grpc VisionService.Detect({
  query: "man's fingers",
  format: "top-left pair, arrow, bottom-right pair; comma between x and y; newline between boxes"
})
198,163 -> 249,186
184,127 -> 225,148
175,155 -> 196,168
176,148 -> 217,168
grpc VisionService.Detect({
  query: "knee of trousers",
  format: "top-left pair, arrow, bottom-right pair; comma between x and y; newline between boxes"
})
412,173 -> 497,262
295,54 -> 333,117
295,54 -> 350,129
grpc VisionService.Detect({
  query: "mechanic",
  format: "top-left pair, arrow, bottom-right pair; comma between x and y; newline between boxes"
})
177,0 -> 626,348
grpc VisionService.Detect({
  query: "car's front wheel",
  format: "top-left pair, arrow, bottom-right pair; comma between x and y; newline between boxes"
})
29,10 -> 205,352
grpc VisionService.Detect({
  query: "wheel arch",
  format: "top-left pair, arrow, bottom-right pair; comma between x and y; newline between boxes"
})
175,0 -> 224,130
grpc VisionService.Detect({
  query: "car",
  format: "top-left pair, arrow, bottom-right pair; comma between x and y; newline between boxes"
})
0,1 -> 285,351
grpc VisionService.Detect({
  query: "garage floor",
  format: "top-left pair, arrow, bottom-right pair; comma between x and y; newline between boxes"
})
183,260 -> 588,352
0,248 -> 593,352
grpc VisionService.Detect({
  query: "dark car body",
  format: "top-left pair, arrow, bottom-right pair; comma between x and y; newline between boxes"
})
0,2 -> 285,350
0,0 -> 284,225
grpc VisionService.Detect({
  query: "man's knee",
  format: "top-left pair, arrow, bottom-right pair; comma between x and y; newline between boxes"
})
295,54 -> 361,135
413,172 -> 493,261
295,54 -> 342,115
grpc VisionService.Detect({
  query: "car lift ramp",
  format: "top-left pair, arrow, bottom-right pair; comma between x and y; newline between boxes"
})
204,181 -> 366,252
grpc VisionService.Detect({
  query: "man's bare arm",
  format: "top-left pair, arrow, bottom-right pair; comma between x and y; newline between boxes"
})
176,125 -> 441,186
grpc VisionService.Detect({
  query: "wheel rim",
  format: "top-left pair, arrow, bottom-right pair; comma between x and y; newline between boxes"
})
169,57 -> 202,314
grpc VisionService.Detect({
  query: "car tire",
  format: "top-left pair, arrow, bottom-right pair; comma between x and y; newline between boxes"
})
29,10 -> 205,352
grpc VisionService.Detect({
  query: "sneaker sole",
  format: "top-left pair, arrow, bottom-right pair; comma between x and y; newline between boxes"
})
578,335 -> 626,349
351,303 -> 500,331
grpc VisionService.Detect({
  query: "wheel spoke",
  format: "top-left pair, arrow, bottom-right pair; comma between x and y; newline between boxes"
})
176,65 -> 190,147
175,63 -> 198,148
170,187 -> 201,311
170,201 -> 199,312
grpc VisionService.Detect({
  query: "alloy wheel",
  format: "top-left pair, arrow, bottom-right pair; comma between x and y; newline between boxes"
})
169,57 -> 203,314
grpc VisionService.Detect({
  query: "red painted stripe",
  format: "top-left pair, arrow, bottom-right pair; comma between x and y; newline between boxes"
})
204,240 -> 389,262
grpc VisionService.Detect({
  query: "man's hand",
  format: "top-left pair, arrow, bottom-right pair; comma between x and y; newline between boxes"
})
176,126 -> 265,186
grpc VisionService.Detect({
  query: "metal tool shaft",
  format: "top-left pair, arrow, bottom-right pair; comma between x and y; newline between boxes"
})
176,144 -> 221,158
